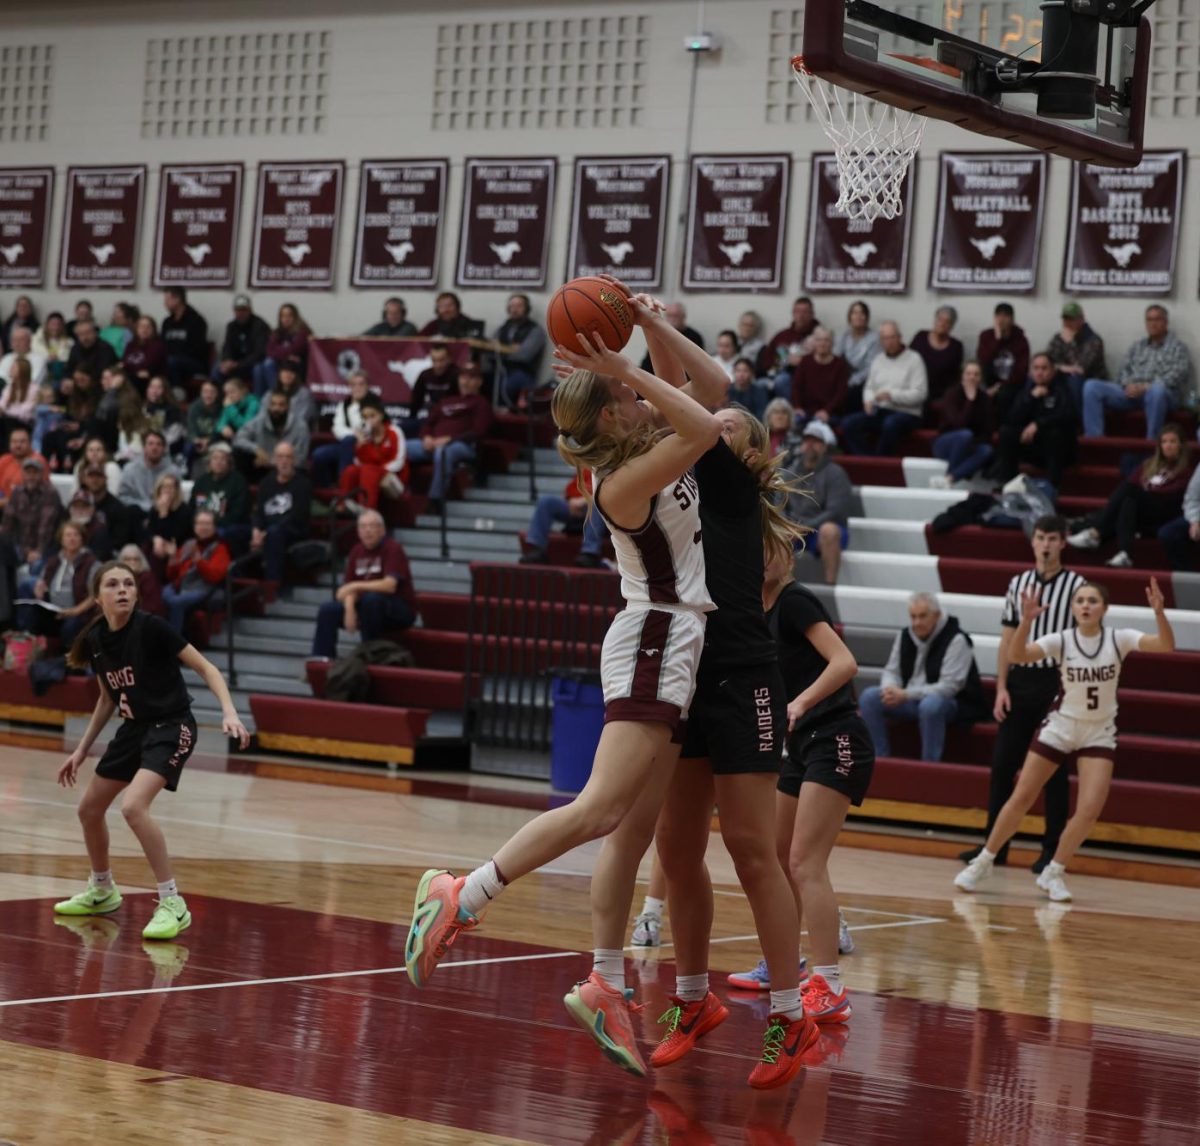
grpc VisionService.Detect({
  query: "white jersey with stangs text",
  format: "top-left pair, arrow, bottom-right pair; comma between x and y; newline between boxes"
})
1038,626 -> 1143,722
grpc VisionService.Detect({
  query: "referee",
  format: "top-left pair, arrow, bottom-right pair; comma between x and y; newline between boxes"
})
960,515 -> 1085,871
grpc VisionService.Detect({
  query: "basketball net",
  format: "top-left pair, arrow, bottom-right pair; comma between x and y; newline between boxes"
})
791,55 -> 925,222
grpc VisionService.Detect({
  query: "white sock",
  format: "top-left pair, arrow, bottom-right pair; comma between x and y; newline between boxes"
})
1045,860 -> 1066,877
979,848 -> 996,863
91,870 -> 114,889
814,964 -> 842,993
157,879 -> 178,898
674,973 -> 708,1003
592,948 -> 626,992
769,987 -> 805,1021
641,895 -> 665,919
460,860 -> 507,918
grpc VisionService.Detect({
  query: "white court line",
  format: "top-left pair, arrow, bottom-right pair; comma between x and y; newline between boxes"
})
625,914 -> 946,952
0,949 -> 581,1010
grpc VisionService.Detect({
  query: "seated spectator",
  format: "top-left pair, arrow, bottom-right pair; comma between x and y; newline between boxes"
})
78,461 -> 132,553
339,398 -> 406,511
640,302 -> 704,372
42,367 -> 100,470
31,312 -> 73,383
185,378 -> 224,474
841,322 -> 928,456
858,591 -> 986,762
255,303 -> 311,395
490,293 -> 547,406
992,354 -> 1075,490
92,365 -> 136,456
190,442 -> 250,539
311,510 -> 417,658
976,303 -> 1030,422
710,329 -> 741,382
1,456 -> 61,570
929,361 -> 993,488
1046,301 -> 1107,418
728,357 -> 767,420
123,315 -> 170,393
760,296 -> 818,381
73,436 -> 122,491
790,326 -> 849,424
365,297 -> 417,337
64,319 -> 117,381
1067,424 -> 1192,567
161,287 -> 210,390
736,310 -> 766,374
0,326 -> 48,389
764,398 -> 797,456
273,358 -> 317,428
213,294 -> 270,385
162,509 -> 230,633
65,299 -> 94,340
250,442 -> 313,585
17,521 -> 96,644
118,430 -> 181,515
64,489 -> 113,560
405,344 -> 459,434
418,291 -> 485,340
216,376 -> 260,443
1082,305 -> 1193,441
117,542 -> 166,618
312,370 -> 371,487
0,428 -> 47,504
143,375 -> 186,452
834,299 -> 881,415
911,305 -> 964,405
142,472 -> 192,565
233,389 -> 311,479
1158,463 -> 1200,571
405,362 -> 492,513
519,470 -> 609,569
100,301 -> 138,358
780,421 -> 852,584
114,382 -> 153,464
0,357 -> 37,439
2,295 -> 38,352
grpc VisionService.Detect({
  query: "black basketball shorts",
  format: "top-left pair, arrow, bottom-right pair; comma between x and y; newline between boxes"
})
680,661 -> 786,775
778,713 -> 875,805
95,715 -> 198,793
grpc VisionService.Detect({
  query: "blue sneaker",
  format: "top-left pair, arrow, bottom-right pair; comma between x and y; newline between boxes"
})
726,956 -> 808,991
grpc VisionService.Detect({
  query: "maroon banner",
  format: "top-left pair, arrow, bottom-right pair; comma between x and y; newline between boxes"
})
929,152 -> 1048,293
455,158 -> 556,288
682,154 -> 790,292
352,159 -> 447,288
152,163 -> 243,288
58,165 -> 146,289
249,161 -> 344,290
0,168 -> 53,287
802,155 -> 913,294
1062,151 -> 1185,296
307,336 -> 473,412
567,156 -> 669,288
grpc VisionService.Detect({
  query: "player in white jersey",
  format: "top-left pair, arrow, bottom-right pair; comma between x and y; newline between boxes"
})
405,284 -> 726,1078
956,578 -> 1174,902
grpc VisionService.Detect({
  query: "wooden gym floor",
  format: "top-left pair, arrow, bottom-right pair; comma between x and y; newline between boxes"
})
1,728 -> 1197,1146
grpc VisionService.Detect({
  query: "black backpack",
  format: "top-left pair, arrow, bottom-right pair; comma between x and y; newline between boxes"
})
323,639 -> 415,702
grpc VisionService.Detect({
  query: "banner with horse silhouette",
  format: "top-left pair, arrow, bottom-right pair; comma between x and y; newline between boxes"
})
928,152 -> 1048,294
58,165 -> 146,289
306,336 -> 473,414
249,160 -> 345,290
566,156 -> 669,289
351,159 -> 448,289
682,154 -> 790,292
455,157 -> 556,289
152,163 -> 243,289
1061,151 -> 1185,297
803,154 -> 913,294
0,168 -> 53,287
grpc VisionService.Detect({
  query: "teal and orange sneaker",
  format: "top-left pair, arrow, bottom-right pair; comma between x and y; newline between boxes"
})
563,971 -> 647,1077
649,991 -> 729,1068
53,882 -> 122,917
405,869 -> 478,988
143,895 -> 191,941
746,1012 -> 819,1090
801,974 -> 851,1024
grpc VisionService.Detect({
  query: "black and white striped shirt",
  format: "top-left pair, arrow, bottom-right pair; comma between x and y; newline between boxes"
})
1001,567 -> 1086,670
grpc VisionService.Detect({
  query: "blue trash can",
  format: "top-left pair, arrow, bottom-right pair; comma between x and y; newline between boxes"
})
550,670 -> 605,794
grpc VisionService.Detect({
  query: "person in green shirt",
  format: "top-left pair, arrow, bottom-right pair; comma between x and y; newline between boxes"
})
215,376 -> 260,441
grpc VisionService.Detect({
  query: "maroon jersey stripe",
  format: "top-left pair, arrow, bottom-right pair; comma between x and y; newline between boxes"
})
629,610 -> 672,704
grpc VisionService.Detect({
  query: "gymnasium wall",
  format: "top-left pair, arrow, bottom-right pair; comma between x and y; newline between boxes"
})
3,0 -> 1199,366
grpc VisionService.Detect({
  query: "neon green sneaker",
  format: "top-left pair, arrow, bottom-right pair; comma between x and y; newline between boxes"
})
143,895 -> 192,941
54,882 -> 123,916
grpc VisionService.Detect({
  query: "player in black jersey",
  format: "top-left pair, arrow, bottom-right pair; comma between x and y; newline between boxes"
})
53,560 -> 250,940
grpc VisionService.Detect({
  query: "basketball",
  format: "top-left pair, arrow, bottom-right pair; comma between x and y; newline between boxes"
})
545,276 -> 635,353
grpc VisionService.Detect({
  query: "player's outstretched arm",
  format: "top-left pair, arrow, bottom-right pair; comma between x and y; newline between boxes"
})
1008,587 -> 1049,665
1138,576 -> 1175,653
178,645 -> 251,747
59,692 -> 116,788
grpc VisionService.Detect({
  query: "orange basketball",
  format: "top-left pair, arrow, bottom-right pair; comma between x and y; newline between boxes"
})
545,276 -> 635,354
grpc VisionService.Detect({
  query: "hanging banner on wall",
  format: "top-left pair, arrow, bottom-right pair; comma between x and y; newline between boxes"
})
566,156 -> 670,288
249,160 -> 344,290
307,336 -> 473,412
803,155 -> 913,294
351,159 -> 448,289
455,157 -> 556,288
0,168 -> 53,287
928,152 -> 1048,293
58,165 -> 146,289
1061,151 -> 1185,296
152,163 -> 243,289
682,154 -> 790,292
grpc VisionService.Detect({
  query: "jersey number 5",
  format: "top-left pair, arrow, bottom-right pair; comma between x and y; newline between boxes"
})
117,692 -> 134,720
1086,685 -> 1099,711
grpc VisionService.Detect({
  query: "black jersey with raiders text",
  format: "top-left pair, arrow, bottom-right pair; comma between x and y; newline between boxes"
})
89,611 -> 193,722
693,439 -> 775,671
769,583 -> 856,734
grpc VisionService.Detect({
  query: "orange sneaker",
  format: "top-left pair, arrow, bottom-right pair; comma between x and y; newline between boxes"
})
746,1013 -> 819,1090
649,991 -> 730,1068
404,869 -> 479,988
800,974 -> 851,1024
563,971 -> 648,1077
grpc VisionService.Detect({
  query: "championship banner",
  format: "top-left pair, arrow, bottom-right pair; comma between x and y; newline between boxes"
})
929,152 -> 1048,293
351,159 -> 448,288
455,158 -> 556,288
58,165 -> 147,289
1062,151 -> 1185,296
306,336 -> 473,412
683,154 -> 790,292
567,156 -> 670,288
803,155 -> 913,294
0,168 -> 53,286
152,163 -> 243,288
249,160 -> 344,290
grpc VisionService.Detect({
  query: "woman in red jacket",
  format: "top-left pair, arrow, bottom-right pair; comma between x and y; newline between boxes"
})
162,509 -> 231,633
338,398 -> 407,511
